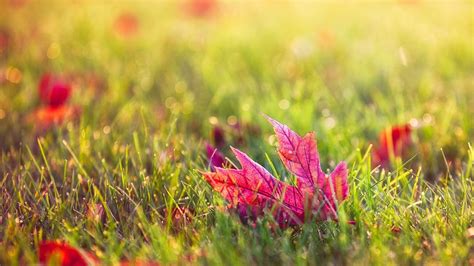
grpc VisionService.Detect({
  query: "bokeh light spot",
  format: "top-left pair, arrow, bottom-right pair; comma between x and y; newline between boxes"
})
5,66 -> 22,84
227,115 -> 238,126
208,116 -> 218,125
103,125 -> 111,135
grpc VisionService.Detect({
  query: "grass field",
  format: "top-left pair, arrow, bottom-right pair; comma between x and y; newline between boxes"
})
0,0 -> 473,265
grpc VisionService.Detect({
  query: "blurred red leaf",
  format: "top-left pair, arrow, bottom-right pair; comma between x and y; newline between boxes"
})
29,105 -> 80,129
39,241 -> 98,266
372,124 -> 413,167
114,12 -> 139,38
39,240 -> 162,266
184,0 -> 218,18
38,73 -> 72,107
202,116 -> 349,227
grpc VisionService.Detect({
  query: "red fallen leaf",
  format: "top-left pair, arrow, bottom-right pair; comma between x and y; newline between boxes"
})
29,105 -> 81,130
372,124 -> 412,167
39,241 -> 98,266
38,73 -> 72,107
202,116 -> 349,227
184,0 -> 218,18
114,12 -> 139,38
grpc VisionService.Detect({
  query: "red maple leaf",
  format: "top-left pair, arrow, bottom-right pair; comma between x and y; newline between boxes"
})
39,240 -> 160,266
28,73 -> 81,130
114,12 -> 139,38
39,241 -> 98,266
38,73 -> 72,107
202,116 -> 349,227
29,105 -> 81,130
372,124 -> 412,167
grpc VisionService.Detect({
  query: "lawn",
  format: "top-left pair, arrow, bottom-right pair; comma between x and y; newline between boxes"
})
0,0 -> 473,265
